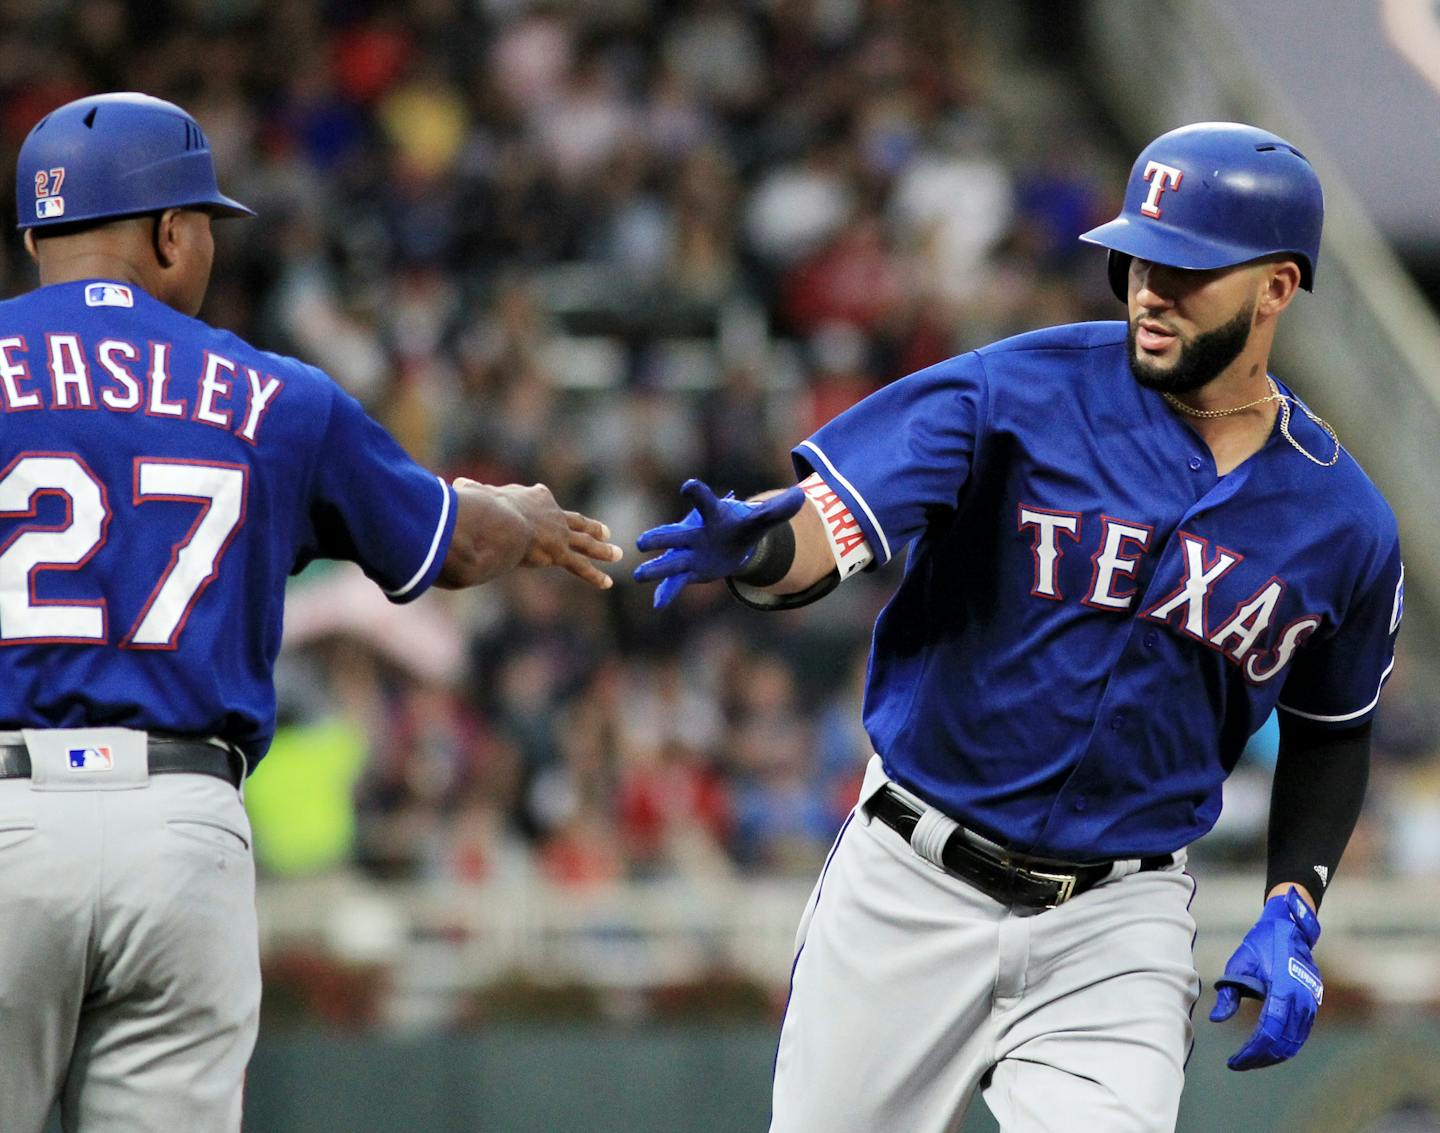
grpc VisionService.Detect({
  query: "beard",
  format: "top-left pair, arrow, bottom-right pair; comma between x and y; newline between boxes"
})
1127,301 -> 1255,395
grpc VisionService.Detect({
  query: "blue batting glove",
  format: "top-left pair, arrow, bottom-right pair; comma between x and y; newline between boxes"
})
633,479 -> 806,609
1209,887 -> 1323,1071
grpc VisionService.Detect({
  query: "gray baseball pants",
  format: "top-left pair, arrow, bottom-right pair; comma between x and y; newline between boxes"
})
771,755 -> 1200,1133
0,729 -> 260,1132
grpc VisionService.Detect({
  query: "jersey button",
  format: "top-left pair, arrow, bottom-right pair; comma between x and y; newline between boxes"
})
1188,456 -> 1204,471
1110,713 -> 1125,730
1072,796 -> 1088,812
1143,631 -> 1158,649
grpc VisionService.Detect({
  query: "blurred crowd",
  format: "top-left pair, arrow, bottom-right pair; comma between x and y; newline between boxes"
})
3,0 -> 1438,892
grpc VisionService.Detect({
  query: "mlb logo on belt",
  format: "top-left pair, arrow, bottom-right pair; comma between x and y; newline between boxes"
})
85,282 -> 134,308
68,746 -> 114,771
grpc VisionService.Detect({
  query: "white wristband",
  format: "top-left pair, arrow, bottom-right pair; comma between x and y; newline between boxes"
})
800,472 -> 874,580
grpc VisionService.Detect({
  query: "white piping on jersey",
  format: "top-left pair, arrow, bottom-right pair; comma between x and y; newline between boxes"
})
796,439 -> 893,563
1276,654 -> 1396,724
386,475 -> 452,599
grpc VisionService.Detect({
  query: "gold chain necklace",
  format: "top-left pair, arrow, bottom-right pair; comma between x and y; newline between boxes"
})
1162,379 -> 1341,467
1161,381 -> 1283,419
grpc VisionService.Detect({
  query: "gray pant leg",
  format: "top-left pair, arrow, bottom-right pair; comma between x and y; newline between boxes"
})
0,783 -> 92,1133
770,813 -> 1002,1133
771,761 -> 1199,1133
62,775 -> 261,1133
983,867 -> 1199,1133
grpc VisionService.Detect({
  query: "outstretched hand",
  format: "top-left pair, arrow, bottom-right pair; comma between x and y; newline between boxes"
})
1209,887 -> 1324,1071
633,479 -> 806,608
453,478 -> 623,590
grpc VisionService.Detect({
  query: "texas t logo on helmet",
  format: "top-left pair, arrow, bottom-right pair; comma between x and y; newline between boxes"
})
1140,160 -> 1183,218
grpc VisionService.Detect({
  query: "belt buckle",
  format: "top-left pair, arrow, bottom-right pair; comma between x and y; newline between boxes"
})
1026,868 -> 1078,907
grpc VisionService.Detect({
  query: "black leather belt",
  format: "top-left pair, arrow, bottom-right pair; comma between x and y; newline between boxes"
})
866,785 -> 1172,908
0,737 -> 243,788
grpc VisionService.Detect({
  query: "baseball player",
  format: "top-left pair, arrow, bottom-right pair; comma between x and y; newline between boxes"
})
635,122 -> 1402,1132
0,92 -> 621,1133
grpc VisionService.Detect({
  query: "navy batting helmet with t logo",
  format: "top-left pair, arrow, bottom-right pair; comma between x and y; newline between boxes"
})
1080,122 -> 1324,301
16,92 -> 254,231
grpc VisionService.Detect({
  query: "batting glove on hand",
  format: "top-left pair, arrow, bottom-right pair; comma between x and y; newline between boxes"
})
1209,887 -> 1323,1071
633,479 -> 806,609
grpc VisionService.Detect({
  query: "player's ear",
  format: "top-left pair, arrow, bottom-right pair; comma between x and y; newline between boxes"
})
151,209 -> 183,270
22,228 -> 37,263
1258,259 -> 1301,318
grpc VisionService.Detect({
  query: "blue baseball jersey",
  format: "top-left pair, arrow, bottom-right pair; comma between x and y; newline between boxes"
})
794,321 -> 1403,860
0,280 -> 456,768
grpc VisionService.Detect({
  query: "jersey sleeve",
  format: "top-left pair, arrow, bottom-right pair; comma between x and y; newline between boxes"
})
303,383 -> 458,603
1276,537 -> 1404,728
790,352 -> 989,565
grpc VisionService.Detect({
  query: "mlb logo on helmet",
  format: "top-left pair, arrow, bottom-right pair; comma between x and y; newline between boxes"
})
68,746 -> 115,771
35,196 -> 65,219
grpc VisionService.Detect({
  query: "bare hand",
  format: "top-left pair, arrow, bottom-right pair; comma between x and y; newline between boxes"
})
456,479 -> 622,590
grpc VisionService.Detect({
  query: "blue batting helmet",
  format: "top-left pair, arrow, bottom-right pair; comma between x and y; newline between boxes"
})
16,92 -> 254,231
1079,122 -> 1323,301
